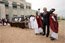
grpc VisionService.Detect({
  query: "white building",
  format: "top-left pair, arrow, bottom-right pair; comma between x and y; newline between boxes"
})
0,0 -> 36,21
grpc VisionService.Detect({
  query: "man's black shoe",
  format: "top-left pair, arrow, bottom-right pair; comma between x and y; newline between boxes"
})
35,33 -> 39,35
46,34 -> 49,37
42,34 -> 45,36
51,37 -> 55,40
40,33 -> 43,35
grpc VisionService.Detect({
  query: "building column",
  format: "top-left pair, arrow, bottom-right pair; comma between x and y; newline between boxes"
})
0,3 -> 6,19
17,4 -> 20,17
8,2 -> 13,21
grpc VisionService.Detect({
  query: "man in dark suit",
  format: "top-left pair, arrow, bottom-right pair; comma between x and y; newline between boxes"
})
41,7 -> 50,37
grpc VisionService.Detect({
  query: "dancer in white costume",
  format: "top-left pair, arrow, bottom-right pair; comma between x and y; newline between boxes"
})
34,11 -> 43,35
34,18 -> 39,34
30,15 -> 35,29
28,17 -> 31,29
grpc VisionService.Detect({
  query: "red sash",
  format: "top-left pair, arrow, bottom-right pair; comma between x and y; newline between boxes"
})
7,20 -> 10,23
36,16 -> 43,28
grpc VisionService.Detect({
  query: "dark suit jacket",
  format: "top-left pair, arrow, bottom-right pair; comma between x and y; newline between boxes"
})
41,11 -> 50,24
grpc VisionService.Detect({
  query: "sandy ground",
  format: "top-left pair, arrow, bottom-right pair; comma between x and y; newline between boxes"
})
0,21 -> 65,43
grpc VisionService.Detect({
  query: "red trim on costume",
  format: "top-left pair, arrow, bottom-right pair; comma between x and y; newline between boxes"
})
36,16 -> 43,28
49,16 -> 58,33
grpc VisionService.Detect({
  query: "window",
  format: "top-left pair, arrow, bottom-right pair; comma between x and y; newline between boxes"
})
21,15 -> 24,18
12,2 -> 17,9
20,3 -> 24,9
29,6 -> 31,9
5,1 -> 9,8
26,6 -> 31,9
3,0 -> 7,2
6,14 -> 9,20
0,0 -> 5,3
26,6 -> 28,9
5,4 -> 8,8
13,15 -> 18,18
26,15 -> 30,18
21,15 -> 24,21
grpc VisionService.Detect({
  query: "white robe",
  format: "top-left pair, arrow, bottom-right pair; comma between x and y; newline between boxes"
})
51,30 -> 58,39
51,16 -> 58,39
19,18 -> 21,22
4,23 -> 6,26
15,18 -> 18,22
38,28 -> 43,33
34,18 -> 39,33
34,17 -> 43,34
28,18 -> 31,29
30,17 -> 35,29
28,22 -> 31,28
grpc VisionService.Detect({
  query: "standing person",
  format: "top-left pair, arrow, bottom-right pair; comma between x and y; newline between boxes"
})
18,17 -> 22,22
49,9 -> 58,40
28,16 -> 31,28
41,7 -> 50,37
34,16 -> 39,35
7,19 -> 10,26
34,11 -> 43,35
14,18 -> 18,22
34,12 -> 40,35
28,16 -> 31,29
3,18 -> 7,26
30,15 -> 35,29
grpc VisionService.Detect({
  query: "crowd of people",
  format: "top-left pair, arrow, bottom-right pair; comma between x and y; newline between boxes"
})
0,7 -> 59,41
28,7 -> 58,40
0,19 -> 10,26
